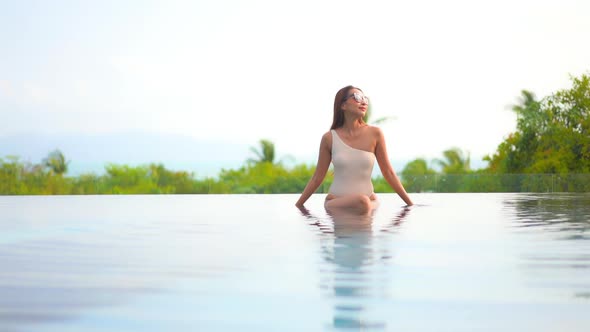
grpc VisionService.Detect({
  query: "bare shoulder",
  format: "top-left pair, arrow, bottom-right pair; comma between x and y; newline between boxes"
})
366,125 -> 385,139
320,130 -> 333,149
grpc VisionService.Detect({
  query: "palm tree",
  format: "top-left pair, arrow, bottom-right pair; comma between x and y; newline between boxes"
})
434,148 -> 471,174
401,158 -> 436,178
248,139 -> 276,164
43,149 -> 69,175
512,90 -> 543,132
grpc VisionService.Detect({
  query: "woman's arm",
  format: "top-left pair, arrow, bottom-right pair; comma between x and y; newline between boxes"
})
374,128 -> 414,206
295,132 -> 332,207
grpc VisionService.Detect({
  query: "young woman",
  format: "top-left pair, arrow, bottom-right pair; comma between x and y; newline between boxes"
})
295,85 -> 413,214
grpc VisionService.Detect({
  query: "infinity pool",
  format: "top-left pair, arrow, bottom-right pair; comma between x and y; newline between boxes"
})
1,193 -> 589,331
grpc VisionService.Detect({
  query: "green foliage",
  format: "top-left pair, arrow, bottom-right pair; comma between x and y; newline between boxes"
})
434,148 -> 471,174
248,139 -> 276,164
0,156 -> 29,194
43,149 -> 69,175
102,163 -> 203,194
372,176 -> 394,193
2,149 -> 590,194
0,155 -> 211,195
399,158 -> 437,193
0,147 -> 323,194
216,162 -> 319,194
70,173 -> 102,195
486,73 -> 590,174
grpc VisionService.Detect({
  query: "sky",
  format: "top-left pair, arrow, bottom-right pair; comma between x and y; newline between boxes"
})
1,0 -> 589,174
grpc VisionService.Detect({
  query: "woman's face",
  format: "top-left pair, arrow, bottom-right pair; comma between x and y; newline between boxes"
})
341,88 -> 369,117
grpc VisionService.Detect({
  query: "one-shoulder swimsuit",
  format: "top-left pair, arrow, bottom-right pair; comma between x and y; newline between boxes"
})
328,130 -> 375,197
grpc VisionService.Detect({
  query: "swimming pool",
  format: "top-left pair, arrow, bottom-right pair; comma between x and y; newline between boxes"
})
1,193 -> 589,331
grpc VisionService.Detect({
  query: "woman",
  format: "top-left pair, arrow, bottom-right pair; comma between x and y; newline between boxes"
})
295,85 -> 413,213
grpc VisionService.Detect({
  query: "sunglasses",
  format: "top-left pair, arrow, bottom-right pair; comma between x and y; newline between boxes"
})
344,92 -> 369,104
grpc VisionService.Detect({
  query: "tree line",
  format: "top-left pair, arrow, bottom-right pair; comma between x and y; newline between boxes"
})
1,73 -> 589,195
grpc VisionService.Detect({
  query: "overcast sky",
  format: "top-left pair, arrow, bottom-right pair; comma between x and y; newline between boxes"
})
2,0 -> 589,167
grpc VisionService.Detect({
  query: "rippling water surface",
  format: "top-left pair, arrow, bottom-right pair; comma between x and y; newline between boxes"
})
1,193 -> 589,331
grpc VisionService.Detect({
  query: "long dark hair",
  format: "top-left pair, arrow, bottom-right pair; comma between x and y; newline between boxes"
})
330,85 -> 364,130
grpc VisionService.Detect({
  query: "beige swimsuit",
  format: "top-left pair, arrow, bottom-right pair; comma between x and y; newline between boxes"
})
328,130 -> 376,197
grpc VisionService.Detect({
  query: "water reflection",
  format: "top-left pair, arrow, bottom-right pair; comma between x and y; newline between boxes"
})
0,233 -> 164,331
504,193 -> 590,301
299,205 -> 410,330
505,193 -> 590,235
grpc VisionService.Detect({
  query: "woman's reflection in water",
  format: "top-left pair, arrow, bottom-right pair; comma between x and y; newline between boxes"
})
298,204 -> 411,330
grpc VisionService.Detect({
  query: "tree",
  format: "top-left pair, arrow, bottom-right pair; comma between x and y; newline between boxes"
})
401,158 -> 436,177
485,73 -> 590,174
400,158 -> 437,192
434,148 -> 471,174
248,139 -> 276,164
484,90 -> 542,173
248,139 -> 275,164
43,149 -> 69,176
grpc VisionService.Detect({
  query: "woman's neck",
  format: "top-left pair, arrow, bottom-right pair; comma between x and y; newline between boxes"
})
341,118 -> 365,135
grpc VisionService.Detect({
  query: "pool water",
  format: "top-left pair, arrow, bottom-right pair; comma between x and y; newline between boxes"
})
1,193 -> 589,331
